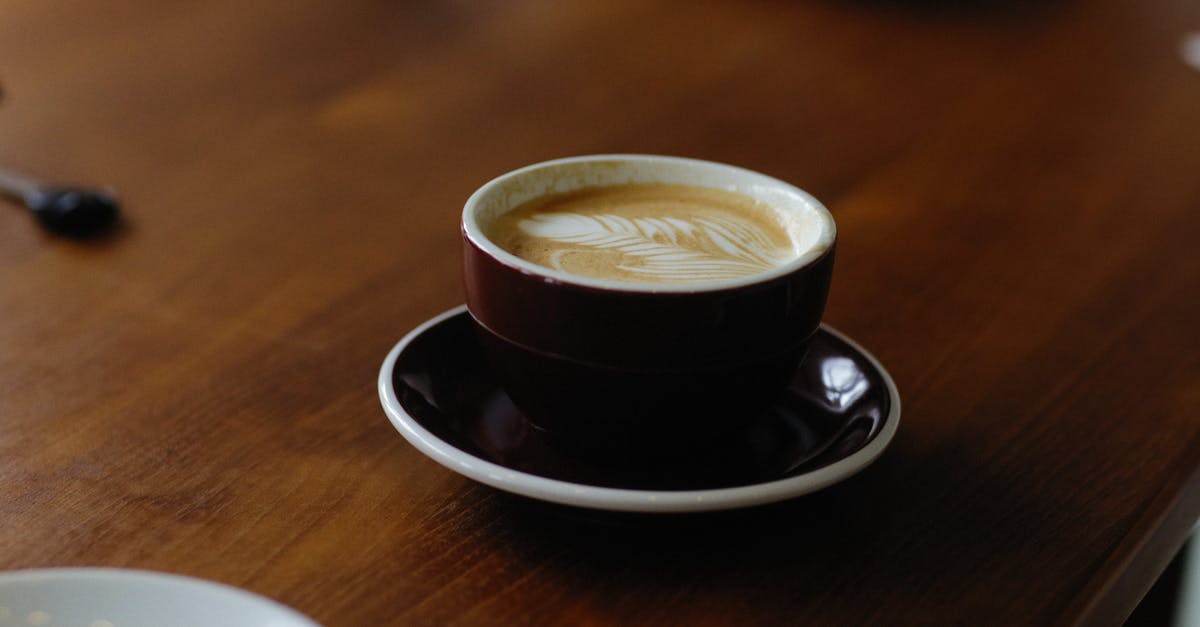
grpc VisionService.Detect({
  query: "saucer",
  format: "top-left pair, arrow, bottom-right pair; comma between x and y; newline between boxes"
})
378,305 -> 899,513
0,568 -> 319,627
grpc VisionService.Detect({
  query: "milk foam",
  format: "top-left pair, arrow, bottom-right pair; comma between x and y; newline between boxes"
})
488,183 -> 823,284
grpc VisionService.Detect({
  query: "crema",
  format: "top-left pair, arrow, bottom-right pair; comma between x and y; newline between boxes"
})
487,183 -> 817,284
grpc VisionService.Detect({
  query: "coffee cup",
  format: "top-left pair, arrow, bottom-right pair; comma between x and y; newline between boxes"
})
462,155 -> 836,459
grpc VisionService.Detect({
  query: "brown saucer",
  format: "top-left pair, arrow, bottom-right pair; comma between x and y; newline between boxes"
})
379,306 -> 899,512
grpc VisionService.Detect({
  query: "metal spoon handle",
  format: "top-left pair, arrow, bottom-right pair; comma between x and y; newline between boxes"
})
0,167 -> 42,204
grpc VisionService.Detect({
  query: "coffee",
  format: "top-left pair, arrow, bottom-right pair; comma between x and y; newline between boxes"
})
487,183 -> 815,284
464,155 -> 836,459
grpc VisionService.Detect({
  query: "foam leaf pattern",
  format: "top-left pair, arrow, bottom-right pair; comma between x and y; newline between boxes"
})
518,212 -> 791,281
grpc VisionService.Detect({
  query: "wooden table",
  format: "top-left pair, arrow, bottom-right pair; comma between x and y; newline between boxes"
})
2,1 -> 1198,624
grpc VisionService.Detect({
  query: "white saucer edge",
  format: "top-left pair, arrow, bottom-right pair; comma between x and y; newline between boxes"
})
378,304 -> 900,514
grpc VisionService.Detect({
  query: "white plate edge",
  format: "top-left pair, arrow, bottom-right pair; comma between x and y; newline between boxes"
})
0,567 -> 321,626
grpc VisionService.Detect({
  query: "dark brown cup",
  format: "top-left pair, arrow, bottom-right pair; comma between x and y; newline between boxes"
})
462,155 -> 836,460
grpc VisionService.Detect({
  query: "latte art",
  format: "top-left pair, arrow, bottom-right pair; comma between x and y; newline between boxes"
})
488,183 -> 812,284
518,212 -> 788,280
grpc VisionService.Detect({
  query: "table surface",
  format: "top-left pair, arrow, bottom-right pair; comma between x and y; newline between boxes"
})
2,1 -> 1199,625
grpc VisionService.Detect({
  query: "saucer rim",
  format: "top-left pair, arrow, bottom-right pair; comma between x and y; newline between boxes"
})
378,305 -> 900,513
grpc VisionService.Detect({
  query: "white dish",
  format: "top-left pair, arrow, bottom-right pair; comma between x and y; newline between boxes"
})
0,568 -> 319,627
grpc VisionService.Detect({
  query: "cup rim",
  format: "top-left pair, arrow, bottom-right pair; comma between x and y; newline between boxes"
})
462,154 -> 836,294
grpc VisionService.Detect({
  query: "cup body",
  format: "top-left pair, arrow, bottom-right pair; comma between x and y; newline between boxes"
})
462,155 -> 835,457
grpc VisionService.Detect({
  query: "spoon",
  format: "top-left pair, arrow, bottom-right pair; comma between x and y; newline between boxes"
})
0,166 -> 120,235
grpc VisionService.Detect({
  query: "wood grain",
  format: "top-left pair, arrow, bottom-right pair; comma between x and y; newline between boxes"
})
2,0 -> 1198,624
